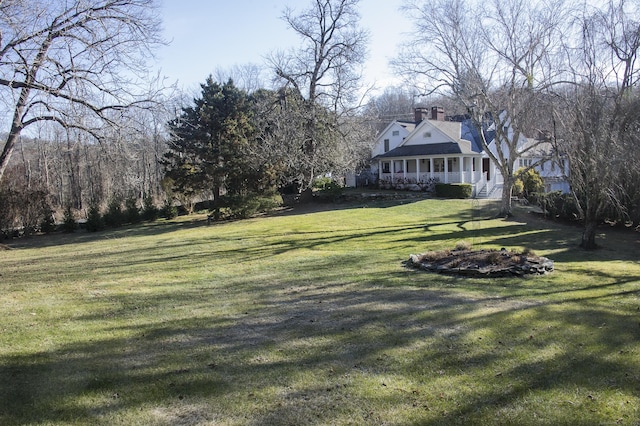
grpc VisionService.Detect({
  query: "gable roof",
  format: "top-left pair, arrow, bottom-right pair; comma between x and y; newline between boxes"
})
372,110 -> 497,159
374,142 -> 463,159
396,120 -> 417,133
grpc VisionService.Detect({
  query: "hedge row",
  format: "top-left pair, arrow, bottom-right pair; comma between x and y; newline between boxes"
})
435,183 -> 473,199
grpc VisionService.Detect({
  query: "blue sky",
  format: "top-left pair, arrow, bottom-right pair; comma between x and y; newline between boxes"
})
157,0 -> 409,92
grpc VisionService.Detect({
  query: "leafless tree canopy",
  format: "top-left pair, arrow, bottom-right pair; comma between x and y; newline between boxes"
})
264,0 -> 370,191
270,0 -> 369,111
0,0 -> 164,182
395,0 -> 569,216
552,0 -> 640,248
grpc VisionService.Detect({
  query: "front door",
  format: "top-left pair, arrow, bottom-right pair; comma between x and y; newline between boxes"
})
482,158 -> 491,181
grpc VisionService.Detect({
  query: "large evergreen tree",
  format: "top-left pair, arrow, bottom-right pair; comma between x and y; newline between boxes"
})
163,78 -> 267,216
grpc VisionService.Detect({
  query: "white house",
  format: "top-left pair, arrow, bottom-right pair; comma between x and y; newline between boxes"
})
369,106 -> 569,197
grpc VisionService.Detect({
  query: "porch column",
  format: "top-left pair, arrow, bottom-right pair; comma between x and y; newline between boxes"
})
471,158 -> 476,182
444,156 -> 449,183
378,160 -> 382,182
429,158 -> 434,179
391,159 -> 396,183
459,156 -> 464,183
403,159 -> 407,180
416,159 -> 420,182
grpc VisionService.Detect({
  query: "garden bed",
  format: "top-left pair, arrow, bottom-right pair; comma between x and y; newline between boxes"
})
406,247 -> 554,277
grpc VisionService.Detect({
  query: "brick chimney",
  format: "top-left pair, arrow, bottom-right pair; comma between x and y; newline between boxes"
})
431,106 -> 444,121
414,106 -> 429,123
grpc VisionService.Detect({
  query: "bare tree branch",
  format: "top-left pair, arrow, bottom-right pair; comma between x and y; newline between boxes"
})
0,0 -> 165,182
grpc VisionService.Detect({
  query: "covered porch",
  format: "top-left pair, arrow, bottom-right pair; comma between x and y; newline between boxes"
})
378,155 -> 496,196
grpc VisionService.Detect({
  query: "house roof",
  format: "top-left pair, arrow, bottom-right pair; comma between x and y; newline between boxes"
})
460,119 -> 490,153
372,113 -> 496,160
396,120 -> 417,133
519,139 -> 556,157
373,142 -> 466,159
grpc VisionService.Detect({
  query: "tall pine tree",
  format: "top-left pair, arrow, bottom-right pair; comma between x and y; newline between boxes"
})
163,78 -> 270,217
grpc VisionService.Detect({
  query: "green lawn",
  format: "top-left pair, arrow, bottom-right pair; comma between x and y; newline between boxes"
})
1,198 -> 639,425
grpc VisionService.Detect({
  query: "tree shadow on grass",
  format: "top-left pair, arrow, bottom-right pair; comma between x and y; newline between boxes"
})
2,199 -> 640,423
1,251 -> 639,424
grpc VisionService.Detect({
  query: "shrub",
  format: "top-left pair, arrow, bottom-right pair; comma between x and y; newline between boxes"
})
103,197 -> 125,228
225,194 -> 260,219
416,177 -> 439,193
125,197 -> 141,224
536,191 -> 580,221
62,205 -> 78,233
512,179 -> 524,198
141,195 -> 159,222
313,178 -> 343,202
161,200 -> 178,219
39,205 -> 56,234
514,168 -> 544,199
85,203 -> 104,232
435,183 -> 472,199
221,192 -> 281,220
0,190 -> 13,239
0,188 -> 54,236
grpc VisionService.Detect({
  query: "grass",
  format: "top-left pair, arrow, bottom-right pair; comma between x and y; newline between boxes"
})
0,198 -> 639,425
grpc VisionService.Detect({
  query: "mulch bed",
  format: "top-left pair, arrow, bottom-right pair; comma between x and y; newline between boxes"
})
406,248 -> 554,277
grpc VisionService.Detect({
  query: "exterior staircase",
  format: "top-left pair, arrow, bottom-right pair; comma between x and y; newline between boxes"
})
475,183 -> 503,199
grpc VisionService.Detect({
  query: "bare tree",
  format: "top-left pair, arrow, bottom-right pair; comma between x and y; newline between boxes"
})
395,0 -> 568,216
269,0 -> 369,191
554,0 -> 640,249
0,0 -> 164,183
213,63 -> 268,94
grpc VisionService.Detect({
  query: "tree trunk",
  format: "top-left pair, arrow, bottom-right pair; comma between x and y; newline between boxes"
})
581,220 -> 598,250
498,176 -> 514,217
0,85 -> 31,184
0,127 -> 23,184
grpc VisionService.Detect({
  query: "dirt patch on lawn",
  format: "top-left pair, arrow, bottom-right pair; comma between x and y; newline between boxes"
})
406,248 -> 554,277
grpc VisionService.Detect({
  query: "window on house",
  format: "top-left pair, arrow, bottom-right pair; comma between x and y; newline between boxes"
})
392,130 -> 399,136
384,139 -> 389,152
382,162 -> 390,173
434,158 -> 444,172
423,132 -> 432,138
520,158 -> 532,168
